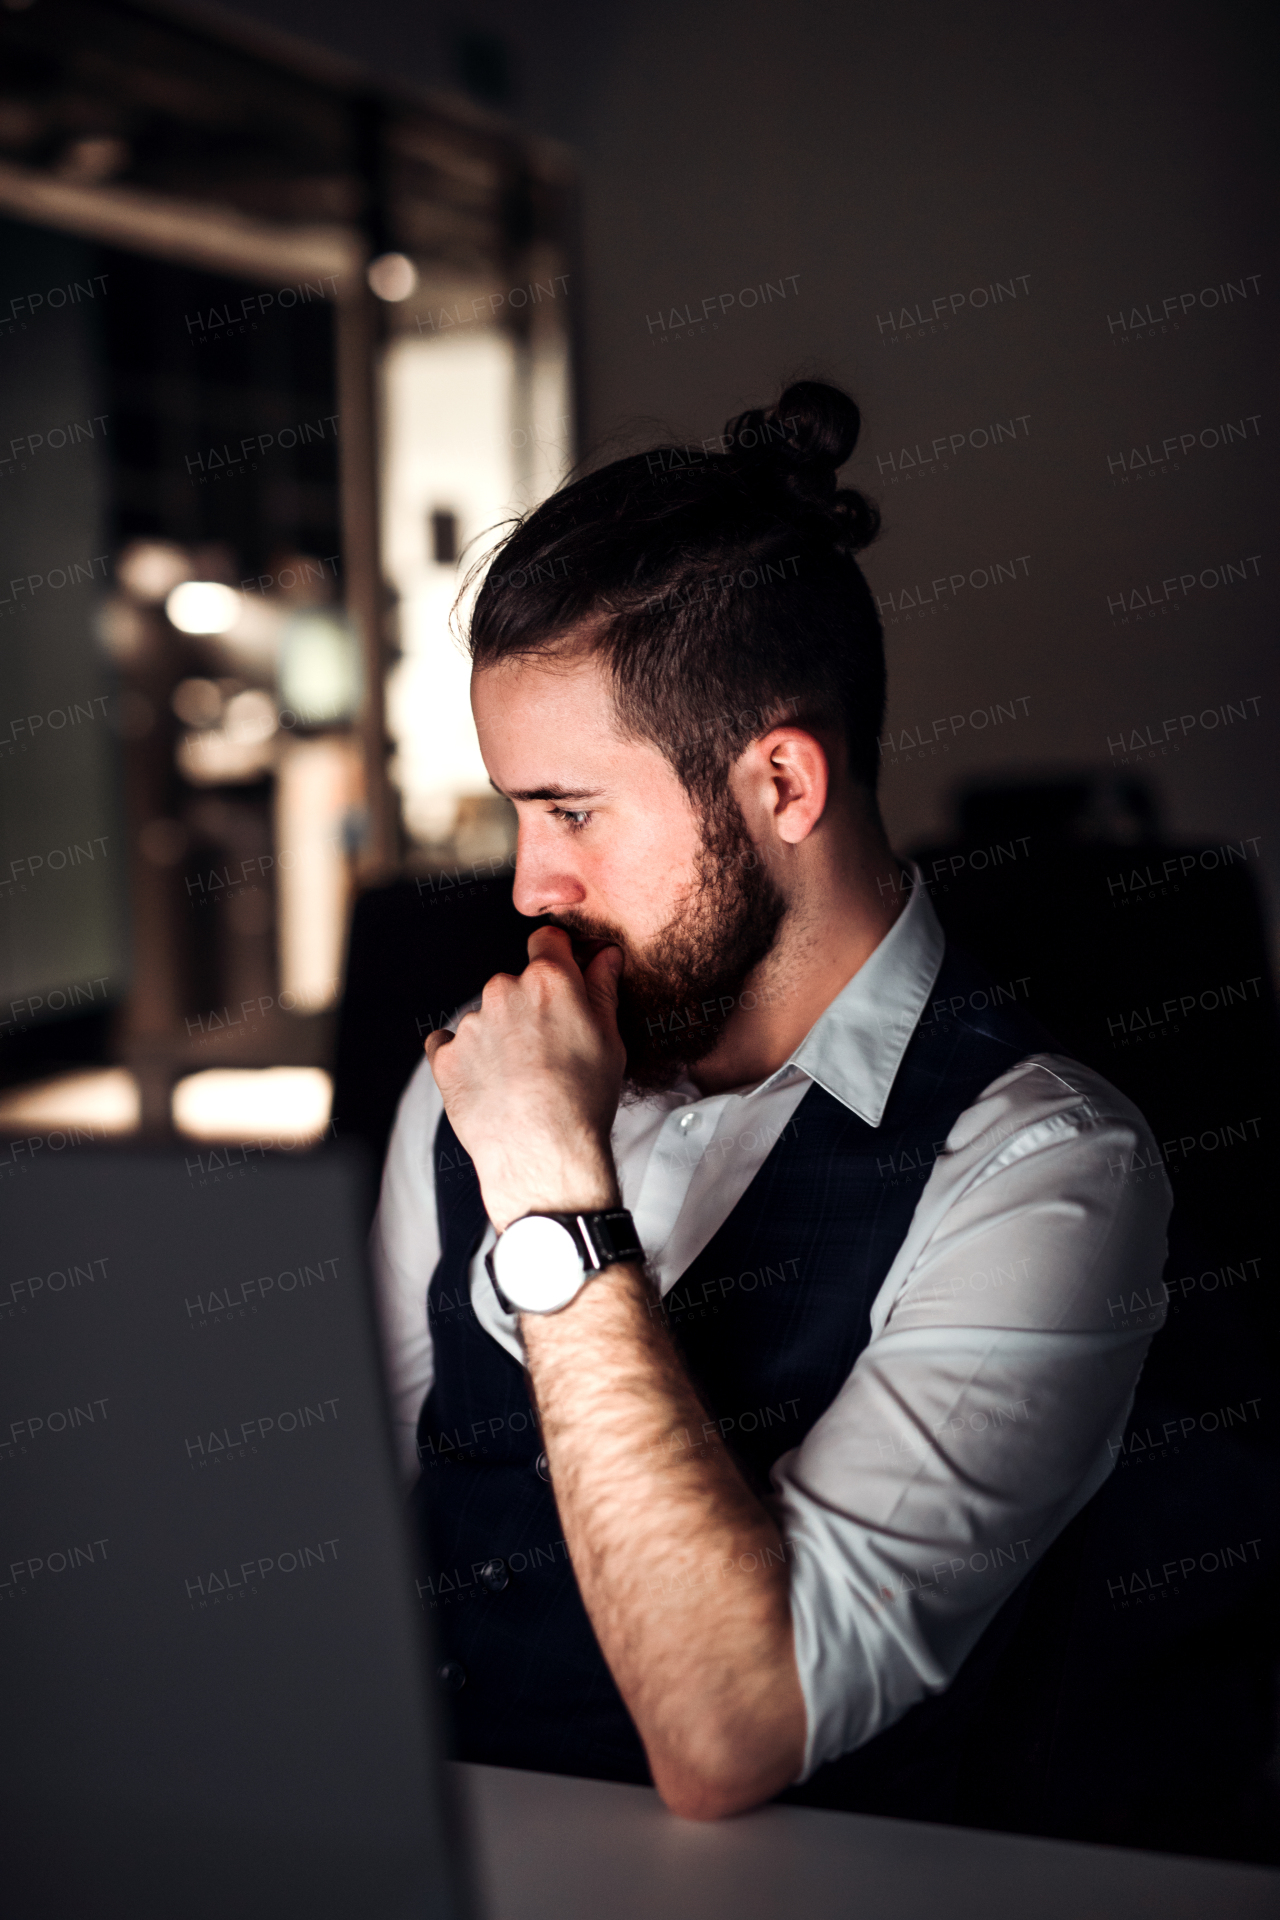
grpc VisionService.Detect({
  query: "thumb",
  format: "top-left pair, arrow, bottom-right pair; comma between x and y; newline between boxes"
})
584,943 -> 623,1023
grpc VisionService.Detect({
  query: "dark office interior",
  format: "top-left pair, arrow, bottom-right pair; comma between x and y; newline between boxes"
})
0,2 -> 1275,1914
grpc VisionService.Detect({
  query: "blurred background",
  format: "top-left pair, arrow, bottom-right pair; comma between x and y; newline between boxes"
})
0,0 -> 1272,1159
0,0 -> 1276,1861
0,0 -> 575,1144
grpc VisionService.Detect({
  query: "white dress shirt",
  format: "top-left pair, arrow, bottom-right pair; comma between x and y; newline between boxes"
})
370,871 -> 1172,1781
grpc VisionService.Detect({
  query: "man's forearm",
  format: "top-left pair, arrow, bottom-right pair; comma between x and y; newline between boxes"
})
520,1264 -> 807,1819
421,926 -> 806,1813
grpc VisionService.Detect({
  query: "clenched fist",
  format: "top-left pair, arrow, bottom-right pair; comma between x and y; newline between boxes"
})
424,926 -> 626,1234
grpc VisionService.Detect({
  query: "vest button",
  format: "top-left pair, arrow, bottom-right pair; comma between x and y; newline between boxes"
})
437,1660 -> 466,1693
480,1557 -> 509,1592
535,1450 -> 551,1481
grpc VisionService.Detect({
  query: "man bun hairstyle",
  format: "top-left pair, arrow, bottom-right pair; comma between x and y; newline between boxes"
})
468,379 -> 886,812
721,382 -> 880,547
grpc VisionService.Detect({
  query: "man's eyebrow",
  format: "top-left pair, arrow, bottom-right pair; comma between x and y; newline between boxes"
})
489,779 -> 607,802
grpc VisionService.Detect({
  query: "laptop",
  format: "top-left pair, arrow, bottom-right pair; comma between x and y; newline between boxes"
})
0,1146 -> 474,1920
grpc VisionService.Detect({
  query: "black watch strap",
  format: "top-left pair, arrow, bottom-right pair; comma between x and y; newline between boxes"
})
565,1207 -> 643,1276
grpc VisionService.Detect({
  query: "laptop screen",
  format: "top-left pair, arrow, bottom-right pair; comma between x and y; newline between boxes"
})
0,1146 -> 472,1920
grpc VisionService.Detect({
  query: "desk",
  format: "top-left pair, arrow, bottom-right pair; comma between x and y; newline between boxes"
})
454,1762 -> 1280,1920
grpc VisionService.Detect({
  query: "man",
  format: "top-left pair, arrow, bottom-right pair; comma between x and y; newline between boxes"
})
372,381 -> 1170,1821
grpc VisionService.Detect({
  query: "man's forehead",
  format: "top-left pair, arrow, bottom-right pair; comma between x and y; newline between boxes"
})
475,652 -> 614,725
472,651 -> 651,793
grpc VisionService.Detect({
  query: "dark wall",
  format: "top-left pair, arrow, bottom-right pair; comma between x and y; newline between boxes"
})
563,2 -> 1275,895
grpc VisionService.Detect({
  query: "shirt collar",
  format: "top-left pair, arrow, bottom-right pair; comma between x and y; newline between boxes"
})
754,863 -> 944,1126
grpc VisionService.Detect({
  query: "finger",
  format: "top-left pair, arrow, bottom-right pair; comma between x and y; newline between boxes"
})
423,1029 -> 455,1067
527,924 -> 576,967
584,944 -> 623,1026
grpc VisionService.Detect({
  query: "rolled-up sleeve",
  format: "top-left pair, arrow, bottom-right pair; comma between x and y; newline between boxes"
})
773,1055 -> 1173,1779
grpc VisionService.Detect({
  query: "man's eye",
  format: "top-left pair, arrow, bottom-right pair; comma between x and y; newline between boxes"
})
551,807 -> 592,832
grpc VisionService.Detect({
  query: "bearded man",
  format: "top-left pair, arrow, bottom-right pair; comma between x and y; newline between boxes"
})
371,382 -> 1170,1821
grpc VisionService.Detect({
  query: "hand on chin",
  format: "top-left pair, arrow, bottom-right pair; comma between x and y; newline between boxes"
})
424,926 -> 625,1233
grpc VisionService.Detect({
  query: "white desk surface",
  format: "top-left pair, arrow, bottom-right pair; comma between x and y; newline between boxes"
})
454,1761 -> 1280,1920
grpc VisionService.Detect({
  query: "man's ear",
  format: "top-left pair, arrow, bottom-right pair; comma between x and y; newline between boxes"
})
743,727 -> 830,845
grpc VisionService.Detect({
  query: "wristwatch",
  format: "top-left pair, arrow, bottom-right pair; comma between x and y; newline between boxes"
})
485,1208 -> 644,1315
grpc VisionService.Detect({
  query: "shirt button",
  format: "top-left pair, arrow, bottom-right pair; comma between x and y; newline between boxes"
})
678,1111 -> 700,1131
480,1557 -> 509,1592
437,1661 -> 466,1693
535,1450 -> 551,1481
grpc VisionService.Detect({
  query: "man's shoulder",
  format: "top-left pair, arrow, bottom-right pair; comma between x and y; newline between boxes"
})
945,1050 -> 1166,1183
877,1052 -> 1172,1334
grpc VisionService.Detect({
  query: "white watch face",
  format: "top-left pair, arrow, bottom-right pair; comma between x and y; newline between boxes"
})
492,1216 -> 585,1313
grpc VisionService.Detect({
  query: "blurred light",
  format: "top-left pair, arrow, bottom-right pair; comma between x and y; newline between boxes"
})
367,252 -> 418,302
380,331 -> 518,846
166,581 -> 240,635
171,678 -> 223,727
276,736 -> 358,1013
207,595 -> 287,677
270,552 -> 337,607
0,1069 -> 140,1135
171,1068 -> 332,1144
223,688 -> 279,745
278,613 -> 361,725
176,728 -> 276,786
118,540 -> 190,604
454,793 -> 516,866
93,595 -> 150,665
56,135 -> 129,183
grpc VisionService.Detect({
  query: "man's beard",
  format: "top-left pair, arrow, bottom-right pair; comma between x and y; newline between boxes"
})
554,797 -> 788,1095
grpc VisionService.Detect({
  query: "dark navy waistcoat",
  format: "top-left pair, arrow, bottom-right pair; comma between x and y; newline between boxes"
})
411,944 -> 1054,1817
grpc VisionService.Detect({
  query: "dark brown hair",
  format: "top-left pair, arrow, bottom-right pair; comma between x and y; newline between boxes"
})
467,379 -> 885,808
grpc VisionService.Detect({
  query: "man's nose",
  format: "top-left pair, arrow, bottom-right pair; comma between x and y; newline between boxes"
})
511,825 -> 587,918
